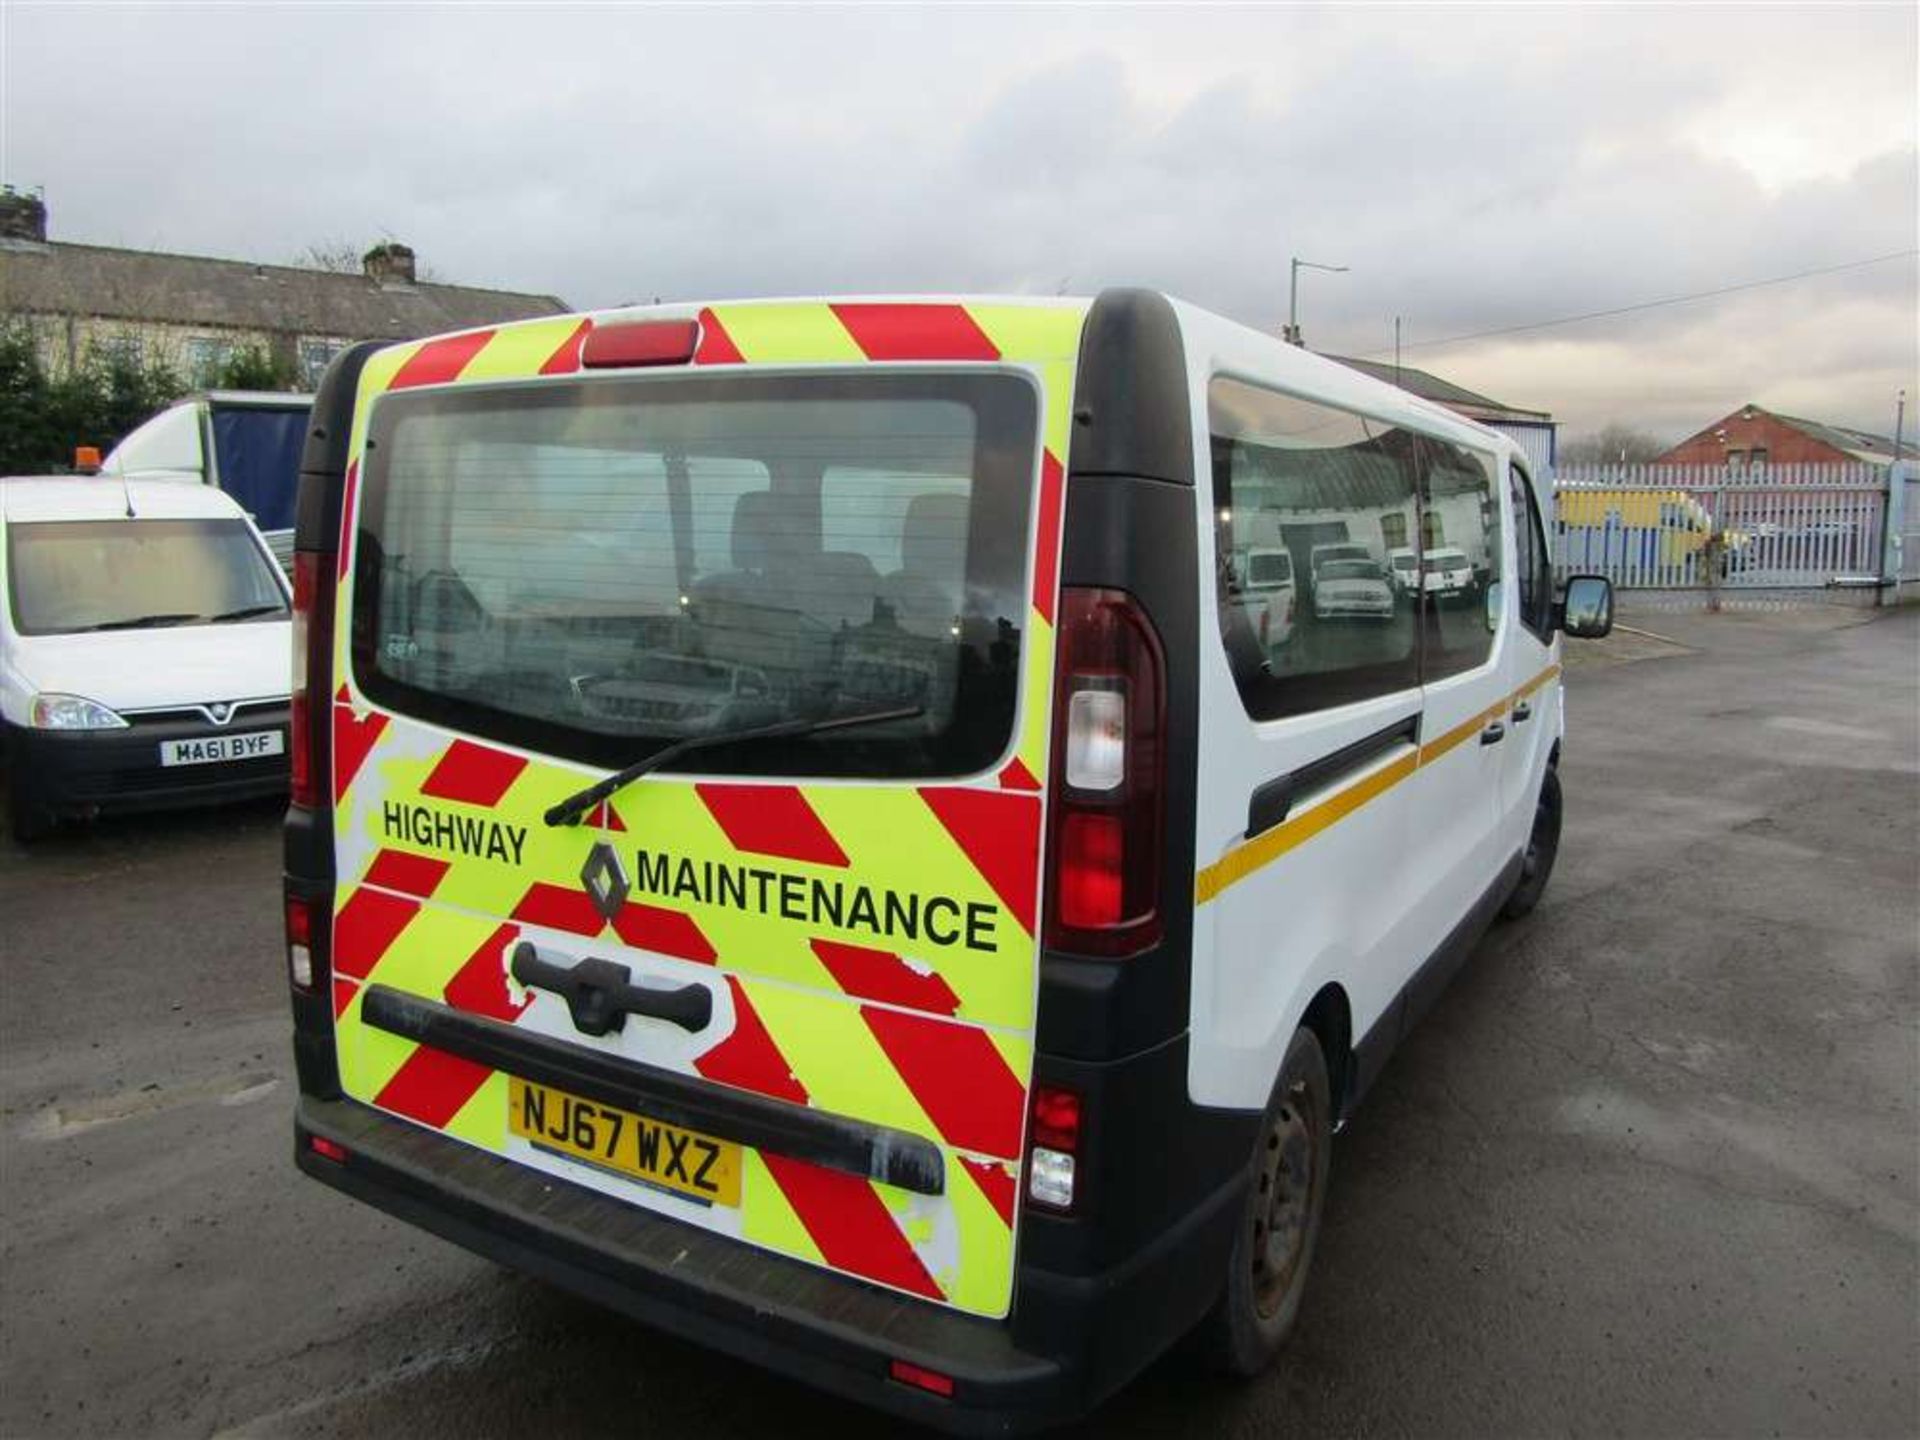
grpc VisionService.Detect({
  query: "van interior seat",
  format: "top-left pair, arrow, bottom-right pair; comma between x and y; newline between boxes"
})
878,493 -> 969,638
798,551 -> 882,631
692,490 -> 805,609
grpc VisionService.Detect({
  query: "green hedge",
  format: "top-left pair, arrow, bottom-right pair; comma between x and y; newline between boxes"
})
0,324 -> 297,476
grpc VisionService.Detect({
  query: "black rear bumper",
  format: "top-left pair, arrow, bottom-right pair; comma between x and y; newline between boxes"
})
296,1080 -> 1251,1435
297,1094 -> 1067,1434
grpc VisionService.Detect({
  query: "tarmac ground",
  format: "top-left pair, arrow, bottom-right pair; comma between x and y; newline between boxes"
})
1,602 -> 1914,1438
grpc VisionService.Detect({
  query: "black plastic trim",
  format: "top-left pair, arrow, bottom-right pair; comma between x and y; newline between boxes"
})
292,341 -> 383,552
297,1096 -> 1067,1436
1245,711 -> 1421,839
285,343 -> 379,1099
1068,290 -> 1194,485
1038,290 -> 1200,1064
1011,1034 -> 1256,1328
360,985 -> 946,1196
285,341 -> 381,890
1042,473 -> 1199,1061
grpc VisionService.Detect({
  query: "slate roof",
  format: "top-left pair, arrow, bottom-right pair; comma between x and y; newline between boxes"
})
0,240 -> 567,339
1770,410 -> 1902,464
1320,354 -> 1553,426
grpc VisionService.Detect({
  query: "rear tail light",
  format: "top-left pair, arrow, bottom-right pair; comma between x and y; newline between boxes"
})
1043,588 -> 1166,956
289,550 -> 334,808
1031,1086 -> 1081,1149
289,552 -> 313,805
286,890 -> 321,991
1026,1084 -> 1083,1212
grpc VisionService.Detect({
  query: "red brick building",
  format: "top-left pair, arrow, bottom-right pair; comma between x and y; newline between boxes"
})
1657,404 -> 1901,471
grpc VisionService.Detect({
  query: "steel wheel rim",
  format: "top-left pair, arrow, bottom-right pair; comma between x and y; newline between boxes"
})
1251,1078 -> 1318,1319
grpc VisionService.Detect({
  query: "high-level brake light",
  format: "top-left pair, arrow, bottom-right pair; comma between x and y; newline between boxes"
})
581,319 -> 701,369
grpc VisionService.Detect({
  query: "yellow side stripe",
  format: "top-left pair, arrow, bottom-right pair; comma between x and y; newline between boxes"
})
1196,750 -> 1419,905
1195,663 -> 1561,905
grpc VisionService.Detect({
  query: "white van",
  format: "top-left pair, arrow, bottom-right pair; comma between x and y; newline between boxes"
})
1,477 -> 292,842
1233,546 -> 1296,648
1306,539 -> 1372,595
282,292 -> 1612,1432
1387,543 -> 1476,603
102,390 -> 314,571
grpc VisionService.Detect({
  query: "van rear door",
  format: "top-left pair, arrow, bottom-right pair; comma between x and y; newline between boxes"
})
323,304 -> 1083,1319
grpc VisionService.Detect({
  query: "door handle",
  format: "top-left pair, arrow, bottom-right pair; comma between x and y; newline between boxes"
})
511,943 -> 713,1036
1512,701 -> 1532,723
1480,721 -> 1507,745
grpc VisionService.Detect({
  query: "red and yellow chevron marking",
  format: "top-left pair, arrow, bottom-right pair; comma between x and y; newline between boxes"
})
328,299 -> 1087,1318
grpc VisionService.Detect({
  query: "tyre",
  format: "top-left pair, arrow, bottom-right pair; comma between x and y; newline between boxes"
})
1501,765 -> 1562,919
1202,1026 -> 1333,1378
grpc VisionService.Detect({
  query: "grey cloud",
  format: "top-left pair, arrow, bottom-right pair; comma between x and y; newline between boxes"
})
4,4 -> 1913,436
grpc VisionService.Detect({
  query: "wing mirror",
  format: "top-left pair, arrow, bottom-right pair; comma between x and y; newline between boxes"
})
1557,575 -> 1613,639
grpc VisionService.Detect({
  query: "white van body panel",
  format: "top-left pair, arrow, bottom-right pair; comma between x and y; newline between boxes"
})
1497,458 -> 1564,857
1164,300 -> 1560,1112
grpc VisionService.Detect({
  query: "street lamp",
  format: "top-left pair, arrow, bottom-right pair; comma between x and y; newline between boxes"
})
1284,257 -> 1349,347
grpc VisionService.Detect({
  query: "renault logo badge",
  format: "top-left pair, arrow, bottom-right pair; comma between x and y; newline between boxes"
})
581,841 -> 630,924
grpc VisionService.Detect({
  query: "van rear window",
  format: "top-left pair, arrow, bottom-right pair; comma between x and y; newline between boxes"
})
350,370 -> 1039,779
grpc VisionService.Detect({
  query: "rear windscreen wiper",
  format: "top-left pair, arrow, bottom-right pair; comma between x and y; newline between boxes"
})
208,604 -> 287,623
82,612 -> 202,631
544,705 -> 924,828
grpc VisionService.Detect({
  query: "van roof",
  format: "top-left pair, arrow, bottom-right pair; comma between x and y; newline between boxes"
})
0,475 -> 253,524
362,290 -> 1515,459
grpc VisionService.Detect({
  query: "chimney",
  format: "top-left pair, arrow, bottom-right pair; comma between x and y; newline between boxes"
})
0,187 -> 48,244
362,242 -> 417,286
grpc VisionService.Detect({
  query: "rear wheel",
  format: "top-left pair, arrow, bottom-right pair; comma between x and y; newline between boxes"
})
1202,1027 -> 1332,1378
1501,766 -> 1562,919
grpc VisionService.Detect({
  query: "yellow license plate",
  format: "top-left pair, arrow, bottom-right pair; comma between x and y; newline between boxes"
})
507,1077 -> 741,1207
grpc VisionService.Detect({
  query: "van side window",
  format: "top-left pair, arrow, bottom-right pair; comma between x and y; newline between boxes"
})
1209,377 -> 1419,718
1509,466 -> 1552,639
1416,436 -> 1503,681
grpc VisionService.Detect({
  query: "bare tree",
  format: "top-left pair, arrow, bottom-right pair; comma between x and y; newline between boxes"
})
1559,422 -> 1668,465
298,239 -> 366,274
298,237 -> 444,283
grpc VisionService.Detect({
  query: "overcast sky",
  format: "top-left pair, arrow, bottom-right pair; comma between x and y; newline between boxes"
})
3,2 -> 1915,441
